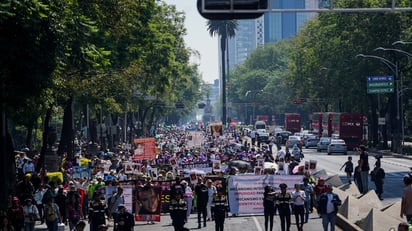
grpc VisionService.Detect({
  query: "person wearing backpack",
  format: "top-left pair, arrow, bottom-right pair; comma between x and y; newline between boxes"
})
371,160 -> 385,200
43,197 -> 62,231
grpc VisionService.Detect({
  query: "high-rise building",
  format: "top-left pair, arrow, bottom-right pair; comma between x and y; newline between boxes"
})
264,0 -> 317,43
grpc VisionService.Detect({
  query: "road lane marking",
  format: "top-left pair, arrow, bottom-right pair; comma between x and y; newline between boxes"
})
252,216 -> 263,231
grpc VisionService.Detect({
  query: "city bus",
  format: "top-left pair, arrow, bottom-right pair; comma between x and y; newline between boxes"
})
285,113 -> 301,134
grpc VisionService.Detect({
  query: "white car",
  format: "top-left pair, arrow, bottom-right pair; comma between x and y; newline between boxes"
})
327,139 -> 347,155
286,135 -> 301,148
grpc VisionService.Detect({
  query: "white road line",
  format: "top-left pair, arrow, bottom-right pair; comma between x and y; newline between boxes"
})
252,216 -> 263,231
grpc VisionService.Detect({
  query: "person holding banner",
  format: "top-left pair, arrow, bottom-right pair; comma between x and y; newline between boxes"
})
291,184 -> 306,231
276,183 -> 292,231
263,185 -> 276,231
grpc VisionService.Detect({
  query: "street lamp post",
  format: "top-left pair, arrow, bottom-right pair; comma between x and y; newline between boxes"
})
374,46 -> 412,154
245,90 -> 263,125
356,53 -> 403,154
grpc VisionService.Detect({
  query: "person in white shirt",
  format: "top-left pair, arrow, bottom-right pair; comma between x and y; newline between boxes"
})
291,184 -> 306,231
33,185 -> 46,223
206,179 -> 217,221
181,180 -> 193,221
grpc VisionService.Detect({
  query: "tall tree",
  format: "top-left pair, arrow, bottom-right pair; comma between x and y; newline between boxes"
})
207,20 -> 238,125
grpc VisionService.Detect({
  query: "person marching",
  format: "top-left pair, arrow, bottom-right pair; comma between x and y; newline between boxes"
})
263,185 -> 276,231
169,191 -> 188,231
276,183 -> 292,231
88,193 -> 106,231
317,186 -> 342,231
211,186 -> 228,231
339,156 -> 354,184
115,204 -> 135,231
195,178 -> 208,229
291,184 -> 306,231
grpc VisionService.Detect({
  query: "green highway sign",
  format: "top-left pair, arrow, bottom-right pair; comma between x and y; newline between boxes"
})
367,88 -> 394,94
367,82 -> 394,88
366,76 -> 394,94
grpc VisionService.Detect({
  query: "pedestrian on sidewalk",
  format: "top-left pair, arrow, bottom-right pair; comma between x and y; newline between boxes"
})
339,156 -> 354,184
23,198 -> 39,231
370,158 -> 385,200
317,186 -> 341,231
357,145 -> 370,194
354,160 -> 363,193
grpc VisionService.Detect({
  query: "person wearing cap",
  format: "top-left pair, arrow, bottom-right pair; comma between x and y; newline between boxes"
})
181,180 -> 193,222
314,178 -> 329,208
263,185 -> 276,231
169,191 -> 187,231
115,204 -> 135,231
7,196 -> 24,231
276,183 -> 292,231
317,186 -> 341,231
212,186 -> 228,231
23,198 -> 39,231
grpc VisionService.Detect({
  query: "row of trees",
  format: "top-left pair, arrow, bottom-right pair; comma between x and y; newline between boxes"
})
227,0 -> 412,152
0,0 -> 205,211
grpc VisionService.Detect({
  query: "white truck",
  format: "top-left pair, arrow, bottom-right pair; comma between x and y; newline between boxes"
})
254,120 -> 269,144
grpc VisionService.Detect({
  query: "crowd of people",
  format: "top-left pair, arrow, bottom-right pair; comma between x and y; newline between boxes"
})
2,124 -> 412,231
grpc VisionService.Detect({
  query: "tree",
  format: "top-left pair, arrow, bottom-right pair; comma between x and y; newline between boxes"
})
207,20 -> 238,125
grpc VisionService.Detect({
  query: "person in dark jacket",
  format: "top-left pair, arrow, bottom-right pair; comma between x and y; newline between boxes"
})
169,192 -> 187,231
89,193 -> 106,231
212,186 -> 228,231
317,186 -> 341,231
371,160 -> 385,200
194,178 -> 208,229
276,183 -> 292,231
115,204 -> 135,231
263,185 -> 276,231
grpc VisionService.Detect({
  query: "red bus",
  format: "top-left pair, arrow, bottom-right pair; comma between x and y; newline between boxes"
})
311,112 -> 323,137
285,113 -> 301,134
321,112 -> 363,150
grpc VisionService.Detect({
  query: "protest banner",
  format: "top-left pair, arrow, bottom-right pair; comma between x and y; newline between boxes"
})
227,175 -> 302,214
133,138 -> 156,161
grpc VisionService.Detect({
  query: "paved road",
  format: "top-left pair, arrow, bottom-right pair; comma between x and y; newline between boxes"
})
35,211 -> 336,231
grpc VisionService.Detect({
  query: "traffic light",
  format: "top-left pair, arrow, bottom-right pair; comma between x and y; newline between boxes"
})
197,0 -> 268,20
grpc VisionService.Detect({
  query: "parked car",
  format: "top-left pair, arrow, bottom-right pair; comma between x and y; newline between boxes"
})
327,139 -> 348,155
317,137 -> 331,152
304,135 -> 319,148
286,135 -> 302,148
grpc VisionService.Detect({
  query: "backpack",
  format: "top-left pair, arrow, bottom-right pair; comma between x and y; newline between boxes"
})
45,204 -> 56,222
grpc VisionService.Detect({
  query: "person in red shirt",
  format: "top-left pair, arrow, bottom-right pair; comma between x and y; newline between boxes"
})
313,178 -> 329,210
7,196 -> 24,231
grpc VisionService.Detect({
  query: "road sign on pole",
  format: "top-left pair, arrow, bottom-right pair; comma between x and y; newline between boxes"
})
366,76 -> 394,94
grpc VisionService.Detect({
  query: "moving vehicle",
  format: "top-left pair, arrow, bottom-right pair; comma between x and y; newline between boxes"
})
285,113 -> 301,134
304,135 -> 319,148
321,112 -> 363,150
327,139 -> 348,155
254,120 -> 269,143
317,137 -> 331,152
286,135 -> 301,148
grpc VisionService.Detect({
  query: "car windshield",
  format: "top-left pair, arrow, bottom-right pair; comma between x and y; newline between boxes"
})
331,139 -> 345,144
320,138 -> 330,142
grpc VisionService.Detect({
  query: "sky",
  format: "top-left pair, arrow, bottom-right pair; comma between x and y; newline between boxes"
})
164,0 -> 218,84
